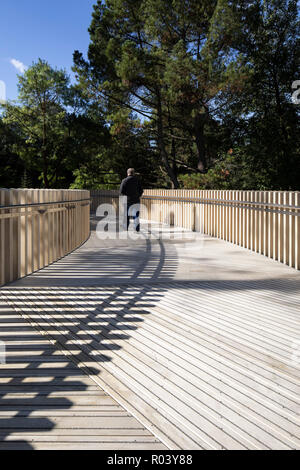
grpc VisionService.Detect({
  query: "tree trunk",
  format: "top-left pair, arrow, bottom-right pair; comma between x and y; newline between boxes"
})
168,107 -> 178,182
43,169 -> 49,188
41,97 -> 49,188
194,114 -> 207,173
41,148 -> 50,188
171,137 -> 177,180
156,91 -> 179,188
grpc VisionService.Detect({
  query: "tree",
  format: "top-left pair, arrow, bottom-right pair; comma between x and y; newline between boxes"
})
3,59 -> 72,187
74,0 -> 180,187
0,118 -> 27,188
71,110 -> 159,189
220,0 -> 300,189
1,59 -> 109,189
73,0 -> 253,188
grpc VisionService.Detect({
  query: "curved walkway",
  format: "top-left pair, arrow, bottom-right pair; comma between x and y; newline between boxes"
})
1,216 -> 300,449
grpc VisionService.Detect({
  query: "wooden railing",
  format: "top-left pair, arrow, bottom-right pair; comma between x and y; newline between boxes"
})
90,189 -> 300,270
0,189 -> 90,286
90,189 -> 119,213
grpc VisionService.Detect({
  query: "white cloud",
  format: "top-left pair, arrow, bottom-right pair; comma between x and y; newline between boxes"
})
0,80 -> 6,104
10,58 -> 28,74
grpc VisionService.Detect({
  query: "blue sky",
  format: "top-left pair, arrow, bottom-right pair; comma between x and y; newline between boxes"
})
0,0 -> 95,101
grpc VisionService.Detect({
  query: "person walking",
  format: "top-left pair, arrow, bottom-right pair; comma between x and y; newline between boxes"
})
119,168 -> 144,231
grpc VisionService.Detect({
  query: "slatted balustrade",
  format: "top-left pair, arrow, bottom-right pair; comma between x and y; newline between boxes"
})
0,189 -> 90,286
90,189 -> 300,270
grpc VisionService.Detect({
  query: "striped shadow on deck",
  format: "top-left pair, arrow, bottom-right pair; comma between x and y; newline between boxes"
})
0,300 -> 166,450
2,279 -> 300,450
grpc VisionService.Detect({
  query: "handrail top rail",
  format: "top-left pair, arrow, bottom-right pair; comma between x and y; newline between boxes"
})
0,198 -> 91,211
91,193 -> 300,211
141,195 -> 300,210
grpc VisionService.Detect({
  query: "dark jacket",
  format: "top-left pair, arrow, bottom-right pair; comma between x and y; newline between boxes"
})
120,175 -> 143,204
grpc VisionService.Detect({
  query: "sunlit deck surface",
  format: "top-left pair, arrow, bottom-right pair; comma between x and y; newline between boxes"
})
0,216 -> 300,449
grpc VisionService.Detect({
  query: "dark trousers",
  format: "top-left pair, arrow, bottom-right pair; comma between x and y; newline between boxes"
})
127,202 -> 140,232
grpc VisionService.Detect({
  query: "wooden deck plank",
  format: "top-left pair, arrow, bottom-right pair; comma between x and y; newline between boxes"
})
0,442 -> 167,450
0,429 -> 155,437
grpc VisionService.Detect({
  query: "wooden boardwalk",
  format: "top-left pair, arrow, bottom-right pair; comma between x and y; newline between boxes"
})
0,216 -> 300,449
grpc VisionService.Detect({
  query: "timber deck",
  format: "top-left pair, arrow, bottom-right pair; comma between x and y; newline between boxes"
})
0,216 -> 299,449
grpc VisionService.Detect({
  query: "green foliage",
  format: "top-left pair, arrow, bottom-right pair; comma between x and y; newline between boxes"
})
71,166 -> 120,190
1,1 -> 299,191
1,59 -> 109,189
72,0 -> 299,190
0,118 -> 27,188
179,149 -> 272,190
2,60 -> 72,188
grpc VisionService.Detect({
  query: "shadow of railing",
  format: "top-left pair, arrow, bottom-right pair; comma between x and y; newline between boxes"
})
0,301 -> 100,449
0,217 -> 179,448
